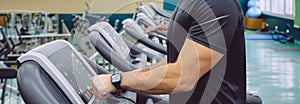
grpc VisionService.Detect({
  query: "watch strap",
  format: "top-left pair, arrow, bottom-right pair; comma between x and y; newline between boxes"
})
111,73 -> 122,91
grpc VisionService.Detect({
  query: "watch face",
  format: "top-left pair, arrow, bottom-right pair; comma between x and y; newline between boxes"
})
112,74 -> 121,83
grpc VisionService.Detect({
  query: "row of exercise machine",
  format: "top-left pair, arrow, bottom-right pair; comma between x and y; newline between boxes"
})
2,2 -> 262,104
0,10 -> 66,104
0,26 -> 23,104
17,3 -> 172,104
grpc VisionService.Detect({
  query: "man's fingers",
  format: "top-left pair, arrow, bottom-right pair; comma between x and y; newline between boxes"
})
103,94 -> 109,98
90,76 -> 110,99
92,85 -> 106,99
95,92 -> 109,99
146,26 -> 156,33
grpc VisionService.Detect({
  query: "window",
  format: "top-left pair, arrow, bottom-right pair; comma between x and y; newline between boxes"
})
285,0 -> 294,15
259,0 -> 295,20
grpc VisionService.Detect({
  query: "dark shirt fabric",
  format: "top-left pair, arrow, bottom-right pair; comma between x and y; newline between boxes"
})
166,0 -> 246,103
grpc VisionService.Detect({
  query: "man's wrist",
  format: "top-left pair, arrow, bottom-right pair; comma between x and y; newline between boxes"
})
111,73 -> 123,92
105,74 -> 117,93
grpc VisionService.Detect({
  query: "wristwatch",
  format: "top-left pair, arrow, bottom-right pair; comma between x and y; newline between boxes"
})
111,73 -> 122,91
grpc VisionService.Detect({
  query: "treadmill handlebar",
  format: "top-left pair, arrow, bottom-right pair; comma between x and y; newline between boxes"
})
136,13 -> 167,37
149,2 -> 172,19
89,31 -> 138,72
122,19 -> 167,55
0,67 -> 17,79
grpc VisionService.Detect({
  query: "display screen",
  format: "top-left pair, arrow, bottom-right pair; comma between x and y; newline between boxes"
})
48,47 -> 94,100
99,23 -> 130,59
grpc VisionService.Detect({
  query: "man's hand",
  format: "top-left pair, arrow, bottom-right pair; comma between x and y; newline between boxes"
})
91,74 -> 117,99
145,26 -> 158,34
145,24 -> 168,34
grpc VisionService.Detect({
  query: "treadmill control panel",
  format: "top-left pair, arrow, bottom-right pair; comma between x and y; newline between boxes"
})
18,40 -> 137,104
48,46 -> 95,103
89,22 -> 130,59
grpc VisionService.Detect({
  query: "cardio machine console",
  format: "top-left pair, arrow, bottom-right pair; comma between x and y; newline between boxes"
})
17,40 -> 135,104
88,22 -> 148,67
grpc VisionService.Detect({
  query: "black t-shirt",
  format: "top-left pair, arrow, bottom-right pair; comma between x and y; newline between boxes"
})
167,0 -> 246,103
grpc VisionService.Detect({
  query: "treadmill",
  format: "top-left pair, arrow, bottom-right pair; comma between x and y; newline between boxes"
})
135,13 -> 168,37
137,5 -> 170,24
88,22 -> 168,103
122,19 -> 167,55
0,27 -> 20,103
17,40 -> 136,104
149,2 -> 172,19
89,22 -> 147,71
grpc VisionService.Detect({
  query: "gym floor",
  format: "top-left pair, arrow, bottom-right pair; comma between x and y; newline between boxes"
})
1,31 -> 300,104
246,30 -> 300,104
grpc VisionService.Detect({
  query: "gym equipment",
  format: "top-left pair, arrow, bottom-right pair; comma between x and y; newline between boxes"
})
135,13 -> 168,37
0,11 -> 61,54
0,64 -> 18,104
149,2 -> 172,19
0,26 -> 23,104
247,0 -> 260,8
17,40 -> 136,104
246,0 -> 261,18
245,34 -> 283,40
246,7 -> 262,18
246,94 -> 262,104
137,5 -> 155,20
260,22 -> 269,32
72,18 -> 96,57
137,5 -> 170,24
122,19 -> 167,55
88,22 -> 159,71
0,15 -> 6,26
88,22 -> 167,103
71,3 -> 109,57
33,12 -> 46,34
271,25 -> 294,43
0,26 -> 22,60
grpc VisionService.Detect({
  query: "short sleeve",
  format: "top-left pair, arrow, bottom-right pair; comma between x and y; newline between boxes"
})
187,14 -> 241,54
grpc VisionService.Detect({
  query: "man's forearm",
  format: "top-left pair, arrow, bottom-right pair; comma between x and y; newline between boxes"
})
156,24 -> 168,30
132,58 -> 167,72
120,62 -> 179,94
